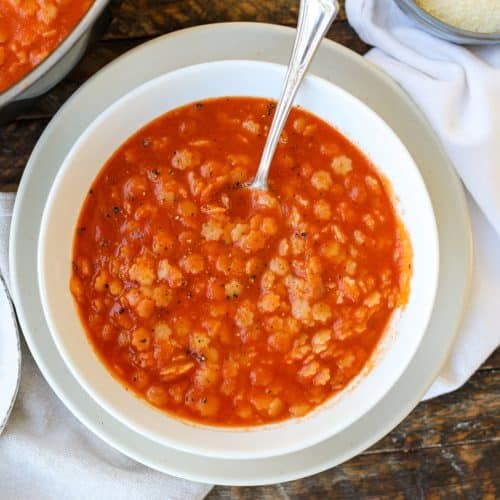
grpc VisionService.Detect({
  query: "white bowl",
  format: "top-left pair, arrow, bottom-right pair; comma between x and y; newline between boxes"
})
38,60 -> 439,460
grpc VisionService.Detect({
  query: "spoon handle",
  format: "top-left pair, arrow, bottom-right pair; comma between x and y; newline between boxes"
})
251,0 -> 339,190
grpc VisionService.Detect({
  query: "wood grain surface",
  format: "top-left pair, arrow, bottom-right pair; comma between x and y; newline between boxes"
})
0,1 -> 498,497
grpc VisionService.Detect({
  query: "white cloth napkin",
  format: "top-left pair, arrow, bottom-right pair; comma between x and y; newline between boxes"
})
0,193 -> 210,499
346,0 -> 500,399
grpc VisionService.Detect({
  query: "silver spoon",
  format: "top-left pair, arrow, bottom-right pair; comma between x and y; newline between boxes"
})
250,0 -> 340,191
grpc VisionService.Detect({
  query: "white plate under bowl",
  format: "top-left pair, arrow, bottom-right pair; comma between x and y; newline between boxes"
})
10,23 -> 472,484
38,60 -> 438,460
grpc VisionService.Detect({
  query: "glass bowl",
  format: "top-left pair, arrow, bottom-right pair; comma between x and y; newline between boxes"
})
394,0 -> 500,44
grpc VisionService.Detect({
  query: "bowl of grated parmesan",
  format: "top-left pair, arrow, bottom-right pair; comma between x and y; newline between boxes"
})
394,0 -> 500,44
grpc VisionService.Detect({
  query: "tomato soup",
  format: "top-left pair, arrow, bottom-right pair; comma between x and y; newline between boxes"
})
70,97 -> 411,426
0,0 -> 93,93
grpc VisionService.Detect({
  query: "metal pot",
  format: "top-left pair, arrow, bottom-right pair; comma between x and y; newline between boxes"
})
0,0 -> 110,123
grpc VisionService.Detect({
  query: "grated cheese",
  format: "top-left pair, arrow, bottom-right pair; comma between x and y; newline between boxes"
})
415,0 -> 500,33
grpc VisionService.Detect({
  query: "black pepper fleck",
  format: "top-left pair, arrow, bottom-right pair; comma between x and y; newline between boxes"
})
267,103 -> 276,116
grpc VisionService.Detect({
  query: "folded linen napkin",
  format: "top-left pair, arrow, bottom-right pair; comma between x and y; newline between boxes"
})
0,193 -> 210,500
346,0 -> 500,399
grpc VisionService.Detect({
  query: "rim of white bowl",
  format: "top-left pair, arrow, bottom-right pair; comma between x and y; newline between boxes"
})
38,59 -> 439,460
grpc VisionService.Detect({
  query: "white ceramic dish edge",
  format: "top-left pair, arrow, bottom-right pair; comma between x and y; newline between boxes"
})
0,274 -> 22,433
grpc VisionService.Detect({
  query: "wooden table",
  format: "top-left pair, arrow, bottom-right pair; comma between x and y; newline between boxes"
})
1,1 -> 498,497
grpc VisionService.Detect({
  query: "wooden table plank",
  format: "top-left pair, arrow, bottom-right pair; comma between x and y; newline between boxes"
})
208,367 -> 499,497
368,369 -> 499,454
0,0 -> 498,497
106,0 -> 299,38
481,348 -> 500,371
208,440 -> 499,498
104,0 -> 345,40
0,119 -> 49,191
